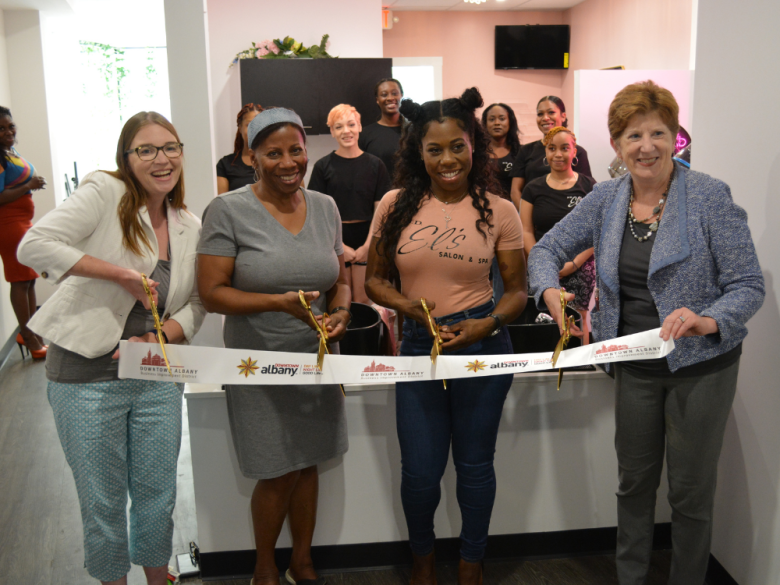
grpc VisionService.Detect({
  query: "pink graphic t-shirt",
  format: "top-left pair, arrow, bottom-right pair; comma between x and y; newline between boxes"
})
373,190 -> 523,317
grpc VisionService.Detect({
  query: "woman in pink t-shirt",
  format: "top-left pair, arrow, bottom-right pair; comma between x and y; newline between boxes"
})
365,88 -> 527,585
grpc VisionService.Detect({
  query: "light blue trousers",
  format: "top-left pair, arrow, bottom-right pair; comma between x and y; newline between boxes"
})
48,379 -> 182,582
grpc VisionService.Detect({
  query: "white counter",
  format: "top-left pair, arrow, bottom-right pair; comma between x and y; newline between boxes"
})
184,371 -> 672,553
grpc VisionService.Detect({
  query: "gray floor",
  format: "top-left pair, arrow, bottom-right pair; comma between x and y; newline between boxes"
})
0,347 -> 672,585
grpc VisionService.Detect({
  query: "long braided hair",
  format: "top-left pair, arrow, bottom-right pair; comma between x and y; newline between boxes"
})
377,87 -> 499,272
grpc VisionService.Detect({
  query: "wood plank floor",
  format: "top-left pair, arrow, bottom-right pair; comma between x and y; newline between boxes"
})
0,348 -> 672,585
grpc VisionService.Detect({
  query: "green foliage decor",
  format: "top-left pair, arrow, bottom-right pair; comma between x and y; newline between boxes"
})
230,34 -> 334,68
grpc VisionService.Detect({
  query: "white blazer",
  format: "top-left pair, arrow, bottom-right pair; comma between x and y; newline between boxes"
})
18,171 -> 206,359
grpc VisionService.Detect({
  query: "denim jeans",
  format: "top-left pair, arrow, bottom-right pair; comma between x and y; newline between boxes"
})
396,300 -> 513,561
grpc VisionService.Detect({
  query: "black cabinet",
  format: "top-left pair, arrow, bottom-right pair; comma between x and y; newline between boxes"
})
240,58 -> 392,135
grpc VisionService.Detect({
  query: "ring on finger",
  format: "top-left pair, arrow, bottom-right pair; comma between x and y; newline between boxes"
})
679,315 -> 686,323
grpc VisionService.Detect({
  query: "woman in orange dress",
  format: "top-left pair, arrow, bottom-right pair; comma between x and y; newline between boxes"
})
0,107 -> 47,358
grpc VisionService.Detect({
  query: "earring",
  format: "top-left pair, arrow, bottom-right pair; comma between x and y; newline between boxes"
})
543,157 -> 549,167
253,167 -> 259,182
572,156 -> 579,166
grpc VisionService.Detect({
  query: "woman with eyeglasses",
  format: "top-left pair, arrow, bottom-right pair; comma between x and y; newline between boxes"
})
18,111 -> 205,585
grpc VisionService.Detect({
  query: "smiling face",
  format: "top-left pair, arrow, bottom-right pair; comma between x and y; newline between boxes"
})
251,124 -> 308,195
545,131 -> 577,172
239,110 -> 259,151
485,105 -> 510,141
536,100 -> 566,135
330,113 -> 361,149
421,117 -> 472,195
126,123 -> 183,200
0,115 -> 16,151
611,111 -> 675,186
376,81 -> 402,116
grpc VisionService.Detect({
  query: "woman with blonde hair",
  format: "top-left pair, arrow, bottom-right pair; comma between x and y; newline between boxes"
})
18,111 -> 205,585
308,103 -> 390,303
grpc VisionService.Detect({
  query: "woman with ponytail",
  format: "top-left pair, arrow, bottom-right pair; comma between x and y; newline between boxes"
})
217,103 -> 263,194
365,88 -> 527,585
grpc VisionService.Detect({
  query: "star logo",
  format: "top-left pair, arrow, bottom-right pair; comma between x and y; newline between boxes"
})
237,357 -> 259,378
465,359 -> 487,373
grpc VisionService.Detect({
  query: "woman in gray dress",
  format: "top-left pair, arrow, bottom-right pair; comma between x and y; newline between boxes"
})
198,108 -> 350,585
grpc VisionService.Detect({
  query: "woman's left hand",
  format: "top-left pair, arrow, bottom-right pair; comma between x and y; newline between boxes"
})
439,317 -> 494,351
112,331 -> 158,359
660,308 -> 719,341
316,311 -> 349,343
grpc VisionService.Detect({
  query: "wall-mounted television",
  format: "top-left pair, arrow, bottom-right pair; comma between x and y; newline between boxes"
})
495,25 -> 570,70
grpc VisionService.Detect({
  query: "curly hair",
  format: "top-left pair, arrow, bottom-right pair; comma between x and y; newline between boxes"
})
542,125 -> 576,146
378,87 -> 500,273
481,103 -> 521,155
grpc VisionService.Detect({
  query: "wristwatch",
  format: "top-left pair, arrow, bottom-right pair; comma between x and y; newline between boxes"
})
487,313 -> 502,336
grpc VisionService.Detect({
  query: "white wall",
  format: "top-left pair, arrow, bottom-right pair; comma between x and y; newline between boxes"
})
0,9 -> 13,342
163,0 -> 221,348
692,2 -> 780,583
2,9 -> 58,327
205,0 -> 384,179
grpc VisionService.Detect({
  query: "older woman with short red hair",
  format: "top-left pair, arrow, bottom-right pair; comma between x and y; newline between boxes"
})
529,81 -> 764,585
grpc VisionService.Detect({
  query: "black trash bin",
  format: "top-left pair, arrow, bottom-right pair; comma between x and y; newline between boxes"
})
339,302 -> 384,356
506,303 -> 583,355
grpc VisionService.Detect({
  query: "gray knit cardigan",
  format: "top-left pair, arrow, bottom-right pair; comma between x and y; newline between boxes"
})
528,163 -> 765,372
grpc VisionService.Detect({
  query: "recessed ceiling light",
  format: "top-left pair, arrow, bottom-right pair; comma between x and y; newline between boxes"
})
465,0 -> 487,4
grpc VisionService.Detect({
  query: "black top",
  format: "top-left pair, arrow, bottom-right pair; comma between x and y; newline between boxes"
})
216,153 -> 255,192
307,151 -> 390,222
358,123 -> 402,180
493,151 -> 517,200
521,173 -> 597,242
510,140 -> 593,187
617,220 -> 742,377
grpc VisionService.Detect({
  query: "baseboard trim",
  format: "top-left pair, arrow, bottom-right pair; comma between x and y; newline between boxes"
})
707,555 -> 739,585
199,523 -> 672,580
0,326 -> 20,374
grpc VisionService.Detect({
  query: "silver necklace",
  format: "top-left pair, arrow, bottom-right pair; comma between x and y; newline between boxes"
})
432,190 -> 469,229
627,170 -> 674,242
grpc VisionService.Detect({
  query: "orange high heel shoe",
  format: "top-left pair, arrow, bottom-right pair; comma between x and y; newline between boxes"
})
16,332 -> 47,360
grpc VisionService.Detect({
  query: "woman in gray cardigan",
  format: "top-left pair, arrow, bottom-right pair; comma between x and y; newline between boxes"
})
528,81 -> 764,585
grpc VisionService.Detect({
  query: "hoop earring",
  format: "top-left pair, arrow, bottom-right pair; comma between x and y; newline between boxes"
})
572,156 -> 579,166
253,167 -> 259,182
543,157 -> 549,167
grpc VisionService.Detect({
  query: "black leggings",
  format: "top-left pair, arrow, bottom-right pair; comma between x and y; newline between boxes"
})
342,221 -> 371,266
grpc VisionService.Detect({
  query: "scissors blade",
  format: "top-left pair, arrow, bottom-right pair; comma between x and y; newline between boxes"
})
142,273 -> 173,376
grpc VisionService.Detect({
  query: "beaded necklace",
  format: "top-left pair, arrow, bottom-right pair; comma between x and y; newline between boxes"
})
627,169 -> 675,242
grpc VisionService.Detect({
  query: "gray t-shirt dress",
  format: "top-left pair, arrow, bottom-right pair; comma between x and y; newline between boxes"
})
198,186 -> 348,479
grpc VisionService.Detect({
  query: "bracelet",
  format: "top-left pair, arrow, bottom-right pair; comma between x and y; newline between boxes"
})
487,313 -> 502,336
149,329 -> 169,344
571,259 -> 579,270
329,306 -> 352,322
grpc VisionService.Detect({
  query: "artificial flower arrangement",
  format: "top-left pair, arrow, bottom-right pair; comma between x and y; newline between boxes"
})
230,34 -> 334,67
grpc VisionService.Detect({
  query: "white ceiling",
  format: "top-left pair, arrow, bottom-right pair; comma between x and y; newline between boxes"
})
0,0 -> 72,11
383,0 -> 587,11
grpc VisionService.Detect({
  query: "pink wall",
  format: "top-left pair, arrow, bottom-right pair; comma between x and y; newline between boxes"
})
383,11 -> 567,142
561,0 -> 693,112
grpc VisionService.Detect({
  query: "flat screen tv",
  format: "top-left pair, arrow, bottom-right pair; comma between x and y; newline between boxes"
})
495,25 -> 570,70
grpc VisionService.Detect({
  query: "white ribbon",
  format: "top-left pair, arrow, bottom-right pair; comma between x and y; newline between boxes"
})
118,328 -> 674,386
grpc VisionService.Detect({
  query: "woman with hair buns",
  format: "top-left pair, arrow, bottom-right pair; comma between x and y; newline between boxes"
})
509,95 -> 593,211
528,81 -> 764,585
365,88 -> 527,585
216,103 -> 263,194
18,111 -> 205,584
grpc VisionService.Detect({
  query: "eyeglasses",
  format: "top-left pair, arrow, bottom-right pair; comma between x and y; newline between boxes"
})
126,142 -> 184,161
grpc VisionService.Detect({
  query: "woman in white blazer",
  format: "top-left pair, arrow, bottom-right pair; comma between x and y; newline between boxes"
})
17,112 -> 205,585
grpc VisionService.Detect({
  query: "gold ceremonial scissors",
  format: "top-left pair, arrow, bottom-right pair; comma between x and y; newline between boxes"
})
551,288 -> 574,391
421,298 -> 447,390
141,273 -> 172,376
298,291 -> 345,396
